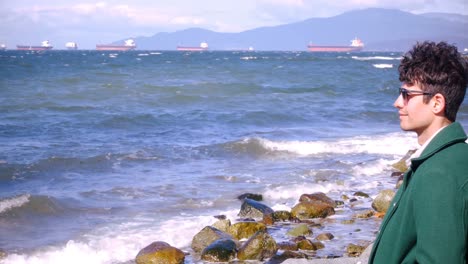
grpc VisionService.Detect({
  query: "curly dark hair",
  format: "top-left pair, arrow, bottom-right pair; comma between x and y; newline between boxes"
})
398,41 -> 468,121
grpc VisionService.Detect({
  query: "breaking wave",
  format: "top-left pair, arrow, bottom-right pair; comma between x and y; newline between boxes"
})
223,132 -> 417,157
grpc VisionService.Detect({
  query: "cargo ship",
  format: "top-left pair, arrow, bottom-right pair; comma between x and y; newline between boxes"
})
96,39 -> 136,51
17,40 -> 53,51
65,42 -> 78,50
176,42 -> 208,51
307,38 -> 364,52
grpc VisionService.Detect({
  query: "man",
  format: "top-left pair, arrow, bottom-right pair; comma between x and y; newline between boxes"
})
369,41 -> 468,263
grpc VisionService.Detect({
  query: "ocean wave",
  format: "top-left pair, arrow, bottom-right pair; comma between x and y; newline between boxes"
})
0,194 -> 31,214
0,194 -> 65,217
352,56 -> 401,61
1,213 -> 227,264
223,132 -> 417,157
373,64 -> 393,69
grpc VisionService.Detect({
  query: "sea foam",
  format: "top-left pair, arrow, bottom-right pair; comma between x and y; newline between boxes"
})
0,194 -> 30,214
373,64 -> 393,68
1,213 -> 230,264
256,132 -> 417,156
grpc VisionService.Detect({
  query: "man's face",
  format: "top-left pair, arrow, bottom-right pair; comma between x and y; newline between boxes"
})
394,83 -> 434,136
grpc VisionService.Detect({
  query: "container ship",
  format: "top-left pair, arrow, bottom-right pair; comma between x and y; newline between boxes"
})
176,42 -> 208,51
16,40 -> 53,51
307,38 -> 364,52
96,39 -> 136,51
65,42 -> 78,50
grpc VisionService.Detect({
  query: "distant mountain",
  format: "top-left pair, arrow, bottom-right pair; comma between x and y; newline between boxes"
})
128,8 -> 468,51
419,12 -> 468,24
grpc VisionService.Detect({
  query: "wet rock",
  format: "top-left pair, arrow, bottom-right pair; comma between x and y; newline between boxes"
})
0,249 -> 7,260
238,198 -> 274,219
335,200 -> 345,207
287,223 -> 312,237
316,232 -> 334,241
191,226 -> 234,253
346,243 -> 366,257
354,209 -> 375,219
237,230 -> 278,261
228,221 -> 266,240
353,191 -> 369,198
372,189 -> 395,213
277,241 -> 298,251
200,238 -> 237,262
313,241 -> 325,250
392,149 -> 416,172
341,219 -> 355,224
296,238 -> 317,250
270,250 -> 310,262
272,210 -> 292,222
212,218 -> 231,232
391,171 -> 404,177
290,201 -> 335,220
214,215 -> 226,220
396,175 -> 404,189
237,193 -> 263,201
299,192 -> 336,208
262,213 -> 274,225
135,241 -> 185,264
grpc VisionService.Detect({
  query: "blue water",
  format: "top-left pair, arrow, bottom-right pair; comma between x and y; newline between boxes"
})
1,50 -> 467,263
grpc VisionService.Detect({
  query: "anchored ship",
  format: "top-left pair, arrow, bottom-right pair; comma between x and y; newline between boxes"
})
307,38 -> 364,52
96,39 -> 136,51
65,42 -> 78,50
17,40 -> 53,51
176,42 -> 208,51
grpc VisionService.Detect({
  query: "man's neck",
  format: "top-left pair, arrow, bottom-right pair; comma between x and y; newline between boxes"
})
417,119 -> 452,145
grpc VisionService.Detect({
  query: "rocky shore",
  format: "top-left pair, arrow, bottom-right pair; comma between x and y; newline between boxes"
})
131,151 -> 415,264
0,152 -> 414,264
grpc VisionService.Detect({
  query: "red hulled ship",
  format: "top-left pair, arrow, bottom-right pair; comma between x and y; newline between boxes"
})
307,38 -> 364,52
176,42 -> 208,51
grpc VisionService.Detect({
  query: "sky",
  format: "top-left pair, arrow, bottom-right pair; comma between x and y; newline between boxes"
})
1,0 -> 467,49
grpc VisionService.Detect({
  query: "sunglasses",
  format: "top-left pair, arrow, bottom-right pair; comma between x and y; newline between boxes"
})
399,88 -> 434,101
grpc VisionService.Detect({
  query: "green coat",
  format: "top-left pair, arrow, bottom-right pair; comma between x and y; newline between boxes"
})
369,122 -> 468,264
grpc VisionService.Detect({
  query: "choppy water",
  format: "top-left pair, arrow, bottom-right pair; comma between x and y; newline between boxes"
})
1,50 -> 466,264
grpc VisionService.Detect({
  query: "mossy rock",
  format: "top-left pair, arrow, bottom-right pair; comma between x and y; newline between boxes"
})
228,221 -> 266,240
135,241 -> 185,264
287,223 -> 311,237
291,201 -> 335,219
237,231 -> 278,261
201,238 -> 237,262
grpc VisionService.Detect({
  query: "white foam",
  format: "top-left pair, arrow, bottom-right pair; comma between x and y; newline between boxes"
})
351,158 -> 394,176
240,56 -> 257,60
373,64 -> 393,69
0,194 -> 30,214
352,56 -> 401,61
1,212 -> 229,264
257,132 -> 417,156
264,182 -> 348,205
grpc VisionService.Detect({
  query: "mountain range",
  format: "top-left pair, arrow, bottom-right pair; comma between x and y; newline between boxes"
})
126,8 -> 467,51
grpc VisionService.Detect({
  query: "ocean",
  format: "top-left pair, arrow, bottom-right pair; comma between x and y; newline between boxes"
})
1,50 -> 467,264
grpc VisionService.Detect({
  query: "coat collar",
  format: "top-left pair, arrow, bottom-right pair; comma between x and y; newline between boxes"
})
411,122 -> 467,169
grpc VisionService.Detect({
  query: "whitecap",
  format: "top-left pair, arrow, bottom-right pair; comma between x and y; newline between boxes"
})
0,194 -> 30,214
373,64 -> 393,69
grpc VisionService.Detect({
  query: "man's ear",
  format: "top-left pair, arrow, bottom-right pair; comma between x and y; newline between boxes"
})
432,93 -> 446,115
